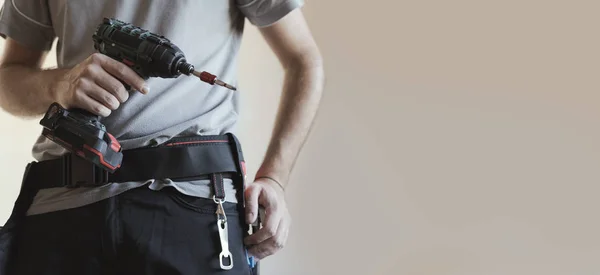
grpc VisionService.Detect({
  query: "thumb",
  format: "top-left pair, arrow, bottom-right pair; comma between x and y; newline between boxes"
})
245,184 -> 261,224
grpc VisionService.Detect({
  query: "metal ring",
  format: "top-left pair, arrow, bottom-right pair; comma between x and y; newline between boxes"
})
213,195 -> 225,204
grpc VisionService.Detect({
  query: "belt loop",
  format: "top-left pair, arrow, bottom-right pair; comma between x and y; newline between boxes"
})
211,173 -> 226,202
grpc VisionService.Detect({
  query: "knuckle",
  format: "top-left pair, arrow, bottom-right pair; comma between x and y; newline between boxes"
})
74,78 -> 89,90
265,248 -> 275,257
257,246 -> 271,256
92,105 -> 102,114
104,95 -> 118,109
82,64 -> 95,75
265,227 -> 276,236
93,105 -> 106,115
273,238 -> 285,249
73,78 -> 84,87
90,53 -> 104,63
111,83 -> 125,96
116,66 -> 128,77
252,250 -> 263,259
109,83 -> 120,92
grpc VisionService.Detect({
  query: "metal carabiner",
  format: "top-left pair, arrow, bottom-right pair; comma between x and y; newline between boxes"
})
214,198 -> 233,270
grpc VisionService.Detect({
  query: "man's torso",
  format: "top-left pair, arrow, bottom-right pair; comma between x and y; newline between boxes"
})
13,0 -> 247,215
0,0 -> 304,215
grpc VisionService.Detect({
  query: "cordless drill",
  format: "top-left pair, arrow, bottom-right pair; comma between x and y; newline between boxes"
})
39,17 -> 237,173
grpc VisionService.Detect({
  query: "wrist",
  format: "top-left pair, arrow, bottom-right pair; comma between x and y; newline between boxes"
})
255,166 -> 288,187
255,175 -> 285,192
48,70 -> 71,107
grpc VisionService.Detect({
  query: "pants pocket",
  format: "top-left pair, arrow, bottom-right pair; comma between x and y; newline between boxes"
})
118,188 -> 253,275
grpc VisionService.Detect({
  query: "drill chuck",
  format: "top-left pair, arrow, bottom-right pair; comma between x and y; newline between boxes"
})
177,61 -> 195,75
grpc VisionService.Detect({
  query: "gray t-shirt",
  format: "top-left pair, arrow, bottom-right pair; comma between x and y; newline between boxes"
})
0,0 -> 303,215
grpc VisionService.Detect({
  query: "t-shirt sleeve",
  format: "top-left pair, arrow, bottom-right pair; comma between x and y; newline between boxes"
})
236,0 -> 305,28
0,0 -> 55,51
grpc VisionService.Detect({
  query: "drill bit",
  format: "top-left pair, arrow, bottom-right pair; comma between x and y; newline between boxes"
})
192,70 -> 237,91
214,79 -> 237,91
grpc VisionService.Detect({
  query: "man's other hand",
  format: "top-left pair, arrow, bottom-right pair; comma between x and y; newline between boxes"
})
52,53 -> 148,117
244,177 -> 291,260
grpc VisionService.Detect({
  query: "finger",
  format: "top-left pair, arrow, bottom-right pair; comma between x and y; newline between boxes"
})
277,216 -> 291,250
245,184 -> 261,224
76,93 -> 111,117
93,53 -> 148,94
249,189 -> 283,242
248,218 -> 288,259
84,82 -> 120,111
248,242 -> 276,260
271,215 -> 290,252
245,204 -> 282,245
248,243 -> 274,260
93,69 -> 129,103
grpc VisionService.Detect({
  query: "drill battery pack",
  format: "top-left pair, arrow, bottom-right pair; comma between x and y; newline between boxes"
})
39,103 -> 123,173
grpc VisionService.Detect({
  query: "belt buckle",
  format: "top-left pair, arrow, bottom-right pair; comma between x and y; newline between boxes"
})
63,154 -> 109,188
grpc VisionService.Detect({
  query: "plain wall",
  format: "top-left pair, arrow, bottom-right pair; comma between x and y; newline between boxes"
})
2,1 -> 600,274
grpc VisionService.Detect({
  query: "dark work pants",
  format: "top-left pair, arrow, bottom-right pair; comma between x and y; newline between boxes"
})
10,187 -> 254,275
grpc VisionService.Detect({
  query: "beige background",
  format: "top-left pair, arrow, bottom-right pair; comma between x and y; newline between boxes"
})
2,0 -> 600,274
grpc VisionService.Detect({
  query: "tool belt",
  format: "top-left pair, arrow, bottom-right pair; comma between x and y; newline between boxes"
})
29,133 -> 246,191
0,133 -> 258,274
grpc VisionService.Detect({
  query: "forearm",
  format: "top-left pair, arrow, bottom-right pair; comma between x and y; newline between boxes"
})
0,65 -> 67,117
256,60 -> 325,185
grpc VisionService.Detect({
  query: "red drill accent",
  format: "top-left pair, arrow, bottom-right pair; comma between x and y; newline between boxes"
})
199,71 -> 217,85
122,59 -> 135,66
107,133 -> 121,152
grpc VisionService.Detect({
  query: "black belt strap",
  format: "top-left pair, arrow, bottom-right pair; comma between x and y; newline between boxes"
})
26,135 -> 242,189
